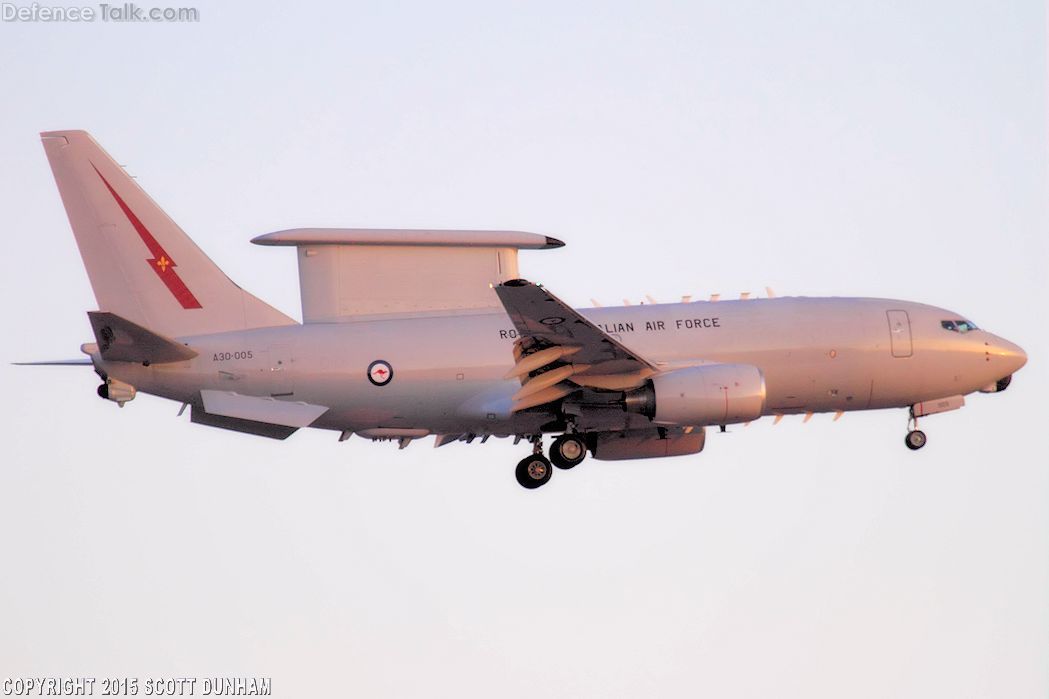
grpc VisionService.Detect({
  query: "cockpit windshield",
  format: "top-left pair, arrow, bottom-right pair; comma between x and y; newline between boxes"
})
941,319 -> 979,333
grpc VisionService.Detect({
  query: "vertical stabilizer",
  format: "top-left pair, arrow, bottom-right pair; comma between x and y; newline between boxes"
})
41,130 -> 295,337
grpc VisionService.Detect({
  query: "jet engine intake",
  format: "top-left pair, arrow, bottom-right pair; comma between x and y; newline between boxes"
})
624,363 -> 765,427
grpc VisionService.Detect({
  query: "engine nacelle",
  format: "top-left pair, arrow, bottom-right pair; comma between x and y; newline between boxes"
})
625,363 -> 766,427
591,427 -> 705,461
97,378 -> 136,406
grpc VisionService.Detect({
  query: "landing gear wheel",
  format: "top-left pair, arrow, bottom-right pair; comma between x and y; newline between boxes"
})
905,430 -> 927,450
550,434 -> 586,470
515,454 -> 553,489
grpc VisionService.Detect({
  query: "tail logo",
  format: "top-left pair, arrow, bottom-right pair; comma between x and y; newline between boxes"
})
92,164 -> 203,310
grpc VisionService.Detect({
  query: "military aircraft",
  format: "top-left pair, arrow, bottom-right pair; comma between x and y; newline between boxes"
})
23,130 -> 1027,488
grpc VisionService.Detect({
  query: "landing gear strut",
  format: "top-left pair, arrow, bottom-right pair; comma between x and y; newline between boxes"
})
905,412 -> 927,451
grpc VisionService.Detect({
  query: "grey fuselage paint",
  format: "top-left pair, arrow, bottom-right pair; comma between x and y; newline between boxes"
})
99,296 -> 1026,437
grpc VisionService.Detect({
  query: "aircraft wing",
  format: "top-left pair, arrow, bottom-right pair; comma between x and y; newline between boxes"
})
495,279 -> 658,412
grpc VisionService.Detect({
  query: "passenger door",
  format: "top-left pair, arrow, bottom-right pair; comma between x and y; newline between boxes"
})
886,310 -> 913,358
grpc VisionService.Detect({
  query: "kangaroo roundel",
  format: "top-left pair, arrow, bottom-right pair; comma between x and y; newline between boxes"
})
367,360 -> 394,386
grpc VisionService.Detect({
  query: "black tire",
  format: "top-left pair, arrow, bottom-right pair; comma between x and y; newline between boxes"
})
549,435 -> 586,470
905,430 -> 927,450
515,454 -> 553,489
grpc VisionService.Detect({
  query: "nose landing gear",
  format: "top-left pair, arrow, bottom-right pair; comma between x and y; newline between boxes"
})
905,412 -> 927,450
905,429 -> 927,450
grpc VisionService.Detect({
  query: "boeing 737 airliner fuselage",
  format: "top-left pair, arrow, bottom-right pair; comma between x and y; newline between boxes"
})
106,297 -> 1024,435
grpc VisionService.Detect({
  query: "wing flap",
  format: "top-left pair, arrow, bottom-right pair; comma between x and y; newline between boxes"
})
495,280 -> 656,371
494,279 -> 657,411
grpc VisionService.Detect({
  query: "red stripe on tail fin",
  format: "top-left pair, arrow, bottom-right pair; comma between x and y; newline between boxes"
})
92,164 -> 202,310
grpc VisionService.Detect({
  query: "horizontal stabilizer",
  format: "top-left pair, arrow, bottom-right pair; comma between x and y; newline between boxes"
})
13,358 -> 93,366
88,311 -> 198,364
200,390 -> 329,428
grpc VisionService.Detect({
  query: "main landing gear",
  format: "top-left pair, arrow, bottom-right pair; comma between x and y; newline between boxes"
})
905,412 -> 927,451
514,433 -> 589,489
550,434 -> 587,470
515,453 -> 552,489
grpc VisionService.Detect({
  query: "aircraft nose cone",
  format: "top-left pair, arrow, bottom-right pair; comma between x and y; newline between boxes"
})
995,338 -> 1027,375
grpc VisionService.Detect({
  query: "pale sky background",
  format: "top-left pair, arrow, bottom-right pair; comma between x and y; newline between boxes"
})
1,1 -> 1046,697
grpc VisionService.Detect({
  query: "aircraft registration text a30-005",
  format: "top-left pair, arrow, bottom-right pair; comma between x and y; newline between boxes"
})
23,130 -> 1027,488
